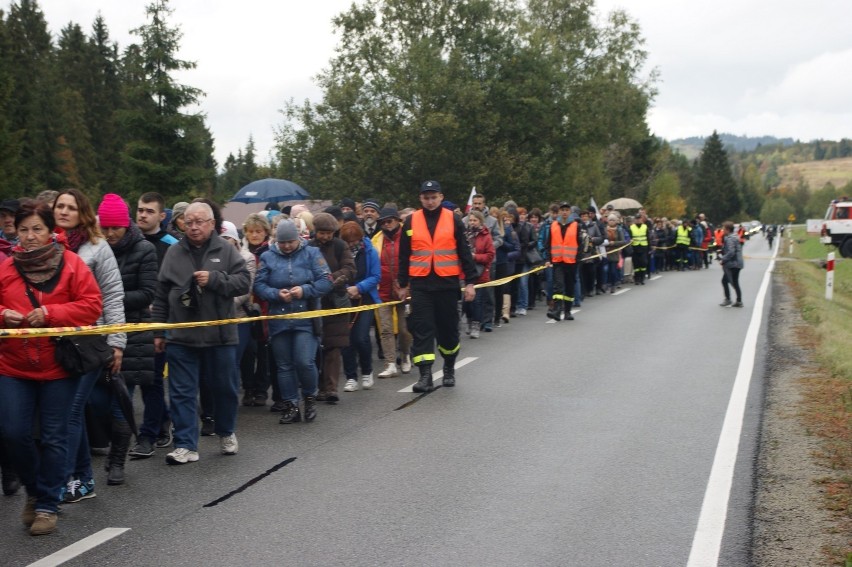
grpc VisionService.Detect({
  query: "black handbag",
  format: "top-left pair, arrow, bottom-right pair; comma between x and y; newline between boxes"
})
524,246 -> 544,265
20,282 -> 113,376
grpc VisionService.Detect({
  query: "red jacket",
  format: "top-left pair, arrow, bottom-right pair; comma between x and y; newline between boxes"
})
0,249 -> 103,380
468,226 -> 495,283
373,228 -> 403,301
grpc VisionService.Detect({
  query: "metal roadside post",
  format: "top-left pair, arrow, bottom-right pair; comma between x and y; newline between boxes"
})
825,252 -> 834,301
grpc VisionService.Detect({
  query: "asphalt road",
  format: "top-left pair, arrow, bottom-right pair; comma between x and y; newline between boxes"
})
1,235 -> 778,567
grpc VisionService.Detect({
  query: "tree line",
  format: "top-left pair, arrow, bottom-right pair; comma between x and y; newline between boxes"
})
2,0 -> 846,225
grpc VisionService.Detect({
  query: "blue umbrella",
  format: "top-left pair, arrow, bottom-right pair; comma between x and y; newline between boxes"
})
230,178 -> 310,204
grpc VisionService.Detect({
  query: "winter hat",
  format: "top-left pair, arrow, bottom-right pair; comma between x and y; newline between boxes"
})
338,198 -> 356,211
276,219 -> 300,242
362,199 -> 381,213
324,206 -> 344,221
98,193 -> 130,228
313,212 -> 338,232
220,220 -> 239,241
378,207 -> 401,222
171,201 -> 189,219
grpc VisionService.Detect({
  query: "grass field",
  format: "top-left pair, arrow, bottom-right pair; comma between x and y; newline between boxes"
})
780,228 -> 851,563
778,157 -> 852,191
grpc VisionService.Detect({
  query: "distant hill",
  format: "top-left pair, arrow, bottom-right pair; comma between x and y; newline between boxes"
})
670,133 -> 797,160
778,157 -> 852,192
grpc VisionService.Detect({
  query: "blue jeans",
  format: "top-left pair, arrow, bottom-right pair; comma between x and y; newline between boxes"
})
0,375 -> 80,513
463,287 -> 486,323
343,309 -> 374,378
65,368 -> 101,483
167,344 -> 238,451
136,350 -> 170,443
270,330 -> 319,404
516,266 -> 529,310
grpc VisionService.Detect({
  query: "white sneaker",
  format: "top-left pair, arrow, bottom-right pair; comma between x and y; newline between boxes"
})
220,434 -> 238,455
166,448 -> 199,465
361,373 -> 374,389
516,308 -> 527,316
344,379 -> 359,392
377,363 -> 398,378
401,355 -> 412,374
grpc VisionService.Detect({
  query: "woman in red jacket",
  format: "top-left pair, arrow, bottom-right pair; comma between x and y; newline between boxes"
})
0,199 -> 102,536
463,211 -> 495,339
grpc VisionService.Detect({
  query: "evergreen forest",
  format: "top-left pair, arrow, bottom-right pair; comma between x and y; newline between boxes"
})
1,0 -> 850,224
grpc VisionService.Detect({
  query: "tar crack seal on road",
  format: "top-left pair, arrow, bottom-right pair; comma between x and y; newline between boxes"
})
203,457 -> 297,508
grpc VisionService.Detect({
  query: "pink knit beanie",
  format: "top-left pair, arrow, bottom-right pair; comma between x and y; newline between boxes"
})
98,193 -> 130,228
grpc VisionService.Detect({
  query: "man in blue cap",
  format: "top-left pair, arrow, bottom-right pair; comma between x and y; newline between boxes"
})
397,181 -> 478,392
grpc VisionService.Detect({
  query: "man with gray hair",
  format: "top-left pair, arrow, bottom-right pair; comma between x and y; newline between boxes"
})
152,202 -> 251,464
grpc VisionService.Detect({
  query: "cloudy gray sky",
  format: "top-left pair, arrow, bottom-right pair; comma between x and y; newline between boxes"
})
36,0 -> 852,167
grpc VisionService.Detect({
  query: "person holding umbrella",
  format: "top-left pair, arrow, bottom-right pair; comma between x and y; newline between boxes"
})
92,194 -> 158,485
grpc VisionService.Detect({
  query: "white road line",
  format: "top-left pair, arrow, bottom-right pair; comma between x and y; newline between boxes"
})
650,274 -> 663,281
686,243 -> 777,567
398,356 -> 478,392
28,528 -> 130,567
612,288 -> 630,296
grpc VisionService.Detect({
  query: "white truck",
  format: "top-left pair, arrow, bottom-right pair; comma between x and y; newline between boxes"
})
807,197 -> 852,257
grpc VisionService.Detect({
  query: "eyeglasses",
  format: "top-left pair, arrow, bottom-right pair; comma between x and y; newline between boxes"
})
184,218 -> 212,228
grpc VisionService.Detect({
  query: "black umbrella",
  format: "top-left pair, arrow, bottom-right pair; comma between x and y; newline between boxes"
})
107,372 -> 138,436
230,178 -> 310,204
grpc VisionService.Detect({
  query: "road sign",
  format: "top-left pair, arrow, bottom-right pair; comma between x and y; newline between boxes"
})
788,214 -> 796,222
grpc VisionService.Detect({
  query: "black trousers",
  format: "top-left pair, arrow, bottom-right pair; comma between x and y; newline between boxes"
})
722,267 -> 742,302
633,246 -> 648,282
409,288 -> 461,367
552,262 -> 577,311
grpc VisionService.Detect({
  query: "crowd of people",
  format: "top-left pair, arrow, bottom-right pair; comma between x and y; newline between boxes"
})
0,184 -> 742,536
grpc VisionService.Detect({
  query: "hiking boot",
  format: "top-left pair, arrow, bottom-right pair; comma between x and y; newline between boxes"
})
303,396 -> 317,422
253,393 -> 267,407
129,438 -> 155,459
412,366 -> 434,393
378,363 -> 399,378
270,400 -> 287,412
361,373 -> 374,390
64,479 -> 96,503
104,419 -> 132,485
220,434 -> 238,455
22,497 -> 37,526
400,355 -> 412,374
166,448 -> 199,465
30,511 -> 57,536
279,401 -> 301,424
200,417 -> 215,437
344,379 -> 359,392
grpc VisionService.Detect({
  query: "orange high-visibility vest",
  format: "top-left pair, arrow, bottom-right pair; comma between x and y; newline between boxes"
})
408,208 -> 461,277
715,228 -> 724,247
550,221 -> 579,264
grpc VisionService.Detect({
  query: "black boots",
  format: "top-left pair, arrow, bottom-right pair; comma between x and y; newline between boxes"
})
303,396 -> 317,422
279,401 -> 302,424
442,357 -> 456,387
105,420 -> 132,486
412,365 -> 434,393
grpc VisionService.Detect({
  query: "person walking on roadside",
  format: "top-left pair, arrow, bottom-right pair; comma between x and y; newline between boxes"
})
152,202 -> 250,464
372,207 -> 412,378
398,181 -> 478,392
718,221 -> 744,308
254,220 -> 332,424
539,202 -> 581,321
630,213 -> 649,285
462,211 -> 495,339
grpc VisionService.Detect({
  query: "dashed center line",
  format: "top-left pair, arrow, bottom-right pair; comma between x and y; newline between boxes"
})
28,528 -> 130,567
398,356 -> 478,392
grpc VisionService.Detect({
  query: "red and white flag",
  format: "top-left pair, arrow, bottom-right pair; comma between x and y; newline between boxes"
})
465,186 -> 477,214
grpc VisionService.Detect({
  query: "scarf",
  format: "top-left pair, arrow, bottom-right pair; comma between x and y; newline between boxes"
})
61,226 -> 89,253
109,223 -> 141,256
12,240 -> 65,286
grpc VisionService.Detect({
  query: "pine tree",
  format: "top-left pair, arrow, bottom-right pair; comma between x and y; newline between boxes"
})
117,0 -> 213,202
692,131 -> 741,222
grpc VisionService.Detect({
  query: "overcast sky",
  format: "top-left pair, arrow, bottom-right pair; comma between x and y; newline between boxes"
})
35,0 -> 852,168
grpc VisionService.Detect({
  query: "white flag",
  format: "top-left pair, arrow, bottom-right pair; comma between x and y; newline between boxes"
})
465,186 -> 477,213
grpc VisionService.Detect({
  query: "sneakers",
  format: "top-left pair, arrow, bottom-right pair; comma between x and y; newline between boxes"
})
361,373 -> 374,389
30,511 -> 57,536
303,396 -> 317,422
470,326 -> 480,339
155,422 -> 173,449
732,301 -> 743,308
64,478 -> 96,503
220,434 -> 238,455
515,308 -> 527,316
200,417 -> 215,436
719,298 -> 732,307
166,448 -> 199,465
344,379 -> 359,392
400,355 -> 412,374
378,363 -> 398,378
129,438 -> 155,459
